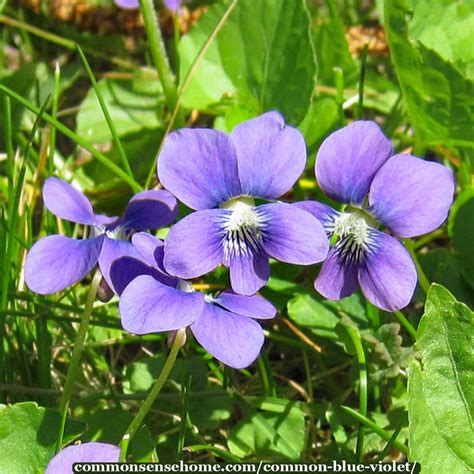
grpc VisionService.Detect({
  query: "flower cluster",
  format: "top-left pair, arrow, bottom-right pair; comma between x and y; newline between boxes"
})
25,113 -> 455,371
295,121 -> 454,311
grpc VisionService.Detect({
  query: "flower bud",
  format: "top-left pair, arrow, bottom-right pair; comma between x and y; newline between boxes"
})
167,328 -> 187,348
97,278 -> 114,302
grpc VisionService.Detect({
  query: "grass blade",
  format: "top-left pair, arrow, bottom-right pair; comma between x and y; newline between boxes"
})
77,45 -> 134,179
0,83 -> 143,193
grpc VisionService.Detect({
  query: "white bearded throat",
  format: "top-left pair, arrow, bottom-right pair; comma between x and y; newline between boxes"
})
219,197 -> 266,260
328,208 -> 378,264
92,223 -> 130,240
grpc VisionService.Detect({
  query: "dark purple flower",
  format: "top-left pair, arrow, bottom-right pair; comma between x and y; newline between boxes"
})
295,121 -> 455,311
25,177 -> 178,295
114,0 -> 183,12
158,112 -> 329,295
111,233 -> 277,368
46,442 -> 120,473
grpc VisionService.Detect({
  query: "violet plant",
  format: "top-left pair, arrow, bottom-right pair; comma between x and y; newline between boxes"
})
110,232 -> 276,369
295,121 -> 455,311
158,112 -> 329,295
25,177 -> 177,294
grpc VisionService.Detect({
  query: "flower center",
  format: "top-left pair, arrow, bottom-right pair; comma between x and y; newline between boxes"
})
219,197 -> 264,260
92,224 -> 128,240
178,280 -> 194,293
330,210 -> 375,264
203,294 -> 217,303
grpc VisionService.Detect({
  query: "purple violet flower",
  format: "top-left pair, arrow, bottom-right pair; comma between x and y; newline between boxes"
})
157,112 -> 329,296
46,442 -> 120,473
110,232 -> 277,368
295,121 -> 455,311
25,177 -> 178,295
114,0 -> 183,12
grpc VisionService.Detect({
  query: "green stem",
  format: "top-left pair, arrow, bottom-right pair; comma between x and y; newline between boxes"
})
357,43 -> 369,120
404,239 -> 431,294
172,13 -> 181,74
144,0 -> 238,189
139,0 -> 183,127
332,66 -> 345,126
394,310 -> 417,341
345,325 -> 367,462
119,328 -> 185,461
49,62 -> 60,174
56,270 -> 102,452
341,405 -> 408,456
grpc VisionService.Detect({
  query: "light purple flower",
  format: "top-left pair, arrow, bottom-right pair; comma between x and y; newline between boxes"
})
110,233 -> 277,368
46,442 -> 120,474
295,121 -> 455,311
157,112 -> 329,295
114,0 -> 183,12
25,177 -> 178,295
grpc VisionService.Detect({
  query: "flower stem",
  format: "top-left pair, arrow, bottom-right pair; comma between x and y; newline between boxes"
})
144,0 -> 238,189
357,43 -> 369,120
119,328 -> 185,461
139,0 -> 184,128
393,310 -> 417,341
404,238 -> 431,294
345,325 -> 367,462
55,269 -> 102,452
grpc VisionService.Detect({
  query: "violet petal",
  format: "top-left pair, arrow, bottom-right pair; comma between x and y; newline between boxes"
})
259,202 -> 329,264
316,121 -> 393,205
98,237 -> 141,293
119,275 -> 204,333
158,129 -> 241,210
191,303 -> 264,368
25,235 -> 104,294
43,177 -> 96,225
215,290 -> 277,319
121,189 -> 178,231
230,112 -> 307,199
368,154 -> 455,238
358,229 -> 417,311
293,200 -> 340,236
314,247 -> 359,300
163,209 -> 225,279
46,442 -> 120,474
227,250 -> 270,296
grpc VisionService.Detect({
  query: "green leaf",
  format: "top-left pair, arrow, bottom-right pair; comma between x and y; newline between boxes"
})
0,62 -> 79,133
311,2 -> 358,86
384,0 -> 474,147
81,408 -> 155,461
298,96 -> 340,153
448,188 -> 474,290
287,292 -> 366,340
179,0 -> 316,124
408,284 -> 474,471
408,0 -> 474,79
0,402 -> 85,474
76,77 -> 163,143
227,411 -> 305,460
419,248 -> 474,307
409,363 -> 471,473
364,323 -> 413,382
